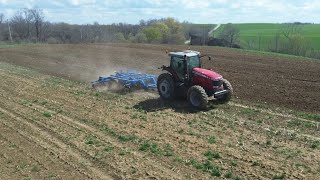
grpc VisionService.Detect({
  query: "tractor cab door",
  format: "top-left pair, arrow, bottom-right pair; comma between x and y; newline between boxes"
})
170,56 -> 185,81
185,55 -> 201,83
187,55 -> 201,72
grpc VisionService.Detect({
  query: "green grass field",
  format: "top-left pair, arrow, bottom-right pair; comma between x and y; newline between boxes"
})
215,23 -> 320,51
0,42 -> 34,48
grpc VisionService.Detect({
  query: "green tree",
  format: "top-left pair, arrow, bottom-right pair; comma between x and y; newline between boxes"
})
133,32 -> 147,43
152,22 -> 169,42
287,34 -> 309,56
114,32 -> 127,43
280,23 -> 309,56
143,27 -> 161,43
164,18 -> 181,34
162,18 -> 186,44
166,32 -> 185,44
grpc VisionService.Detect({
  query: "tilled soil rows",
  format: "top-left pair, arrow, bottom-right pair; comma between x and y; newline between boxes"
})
0,43 -> 319,113
0,62 -> 319,179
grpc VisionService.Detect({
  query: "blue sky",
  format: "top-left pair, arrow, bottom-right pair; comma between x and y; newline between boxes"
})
0,0 -> 319,24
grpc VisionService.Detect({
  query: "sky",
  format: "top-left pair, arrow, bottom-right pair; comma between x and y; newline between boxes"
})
0,0 -> 319,24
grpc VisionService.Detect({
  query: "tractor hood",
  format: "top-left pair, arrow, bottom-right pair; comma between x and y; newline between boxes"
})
193,68 -> 222,80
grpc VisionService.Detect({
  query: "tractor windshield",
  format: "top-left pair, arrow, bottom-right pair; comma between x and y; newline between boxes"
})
188,56 -> 200,71
170,55 -> 200,81
171,56 -> 185,80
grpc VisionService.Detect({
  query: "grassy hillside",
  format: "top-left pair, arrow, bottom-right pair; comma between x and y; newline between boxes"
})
215,23 -> 320,51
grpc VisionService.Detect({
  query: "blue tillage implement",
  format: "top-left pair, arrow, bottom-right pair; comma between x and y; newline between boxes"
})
92,71 -> 158,90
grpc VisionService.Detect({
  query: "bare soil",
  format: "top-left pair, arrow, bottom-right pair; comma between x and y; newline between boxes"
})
0,62 -> 319,179
0,43 -> 319,113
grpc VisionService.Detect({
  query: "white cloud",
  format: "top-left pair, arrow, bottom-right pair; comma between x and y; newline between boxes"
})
50,0 -> 65,7
215,0 -> 229,4
0,0 -> 319,24
4,8 -> 15,18
0,0 -> 10,4
69,0 -> 95,6
303,0 -> 320,10
180,0 -> 210,9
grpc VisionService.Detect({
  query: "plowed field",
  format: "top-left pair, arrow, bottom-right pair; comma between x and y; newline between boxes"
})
0,43 -> 319,113
0,44 -> 319,179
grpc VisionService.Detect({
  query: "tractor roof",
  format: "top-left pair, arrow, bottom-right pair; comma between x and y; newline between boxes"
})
168,50 -> 200,57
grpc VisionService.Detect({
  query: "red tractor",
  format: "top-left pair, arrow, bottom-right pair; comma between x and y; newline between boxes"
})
157,50 -> 233,109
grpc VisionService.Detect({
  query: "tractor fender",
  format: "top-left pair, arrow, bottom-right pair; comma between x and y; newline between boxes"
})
161,66 -> 180,82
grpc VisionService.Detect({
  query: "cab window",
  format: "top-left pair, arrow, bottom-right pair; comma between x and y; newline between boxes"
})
171,56 -> 185,80
188,56 -> 200,71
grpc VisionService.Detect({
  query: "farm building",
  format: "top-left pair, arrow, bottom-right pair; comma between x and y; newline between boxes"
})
189,26 -> 213,46
189,25 -> 240,48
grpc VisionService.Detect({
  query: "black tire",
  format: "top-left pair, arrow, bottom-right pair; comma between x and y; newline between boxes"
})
217,79 -> 233,103
92,83 -> 98,90
121,87 -> 131,94
187,85 -> 208,109
157,73 -> 175,100
92,82 -> 105,91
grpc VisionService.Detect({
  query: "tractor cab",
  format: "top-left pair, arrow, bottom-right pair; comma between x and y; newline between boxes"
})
168,50 -> 201,82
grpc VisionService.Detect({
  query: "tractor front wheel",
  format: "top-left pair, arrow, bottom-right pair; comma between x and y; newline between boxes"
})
187,85 -> 208,110
157,73 -> 175,100
217,79 -> 233,103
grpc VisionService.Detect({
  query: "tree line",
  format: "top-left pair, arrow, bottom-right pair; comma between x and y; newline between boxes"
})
0,8 -> 319,59
0,8 -> 188,44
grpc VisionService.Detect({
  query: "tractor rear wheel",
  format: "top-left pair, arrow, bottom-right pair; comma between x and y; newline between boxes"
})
187,85 -> 208,109
157,73 -> 175,100
217,79 -> 233,103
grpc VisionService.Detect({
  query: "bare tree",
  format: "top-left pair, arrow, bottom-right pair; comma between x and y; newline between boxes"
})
80,25 -> 83,42
281,23 -> 309,56
41,21 -> 51,41
258,33 -> 262,51
0,13 -> 4,40
10,11 -> 27,40
0,13 -> 4,24
23,9 -> 34,40
245,39 -> 255,50
281,23 -> 303,40
29,8 -> 44,42
274,32 -> 280,53
218,23 -> 240,48
7,20 -> 13,42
